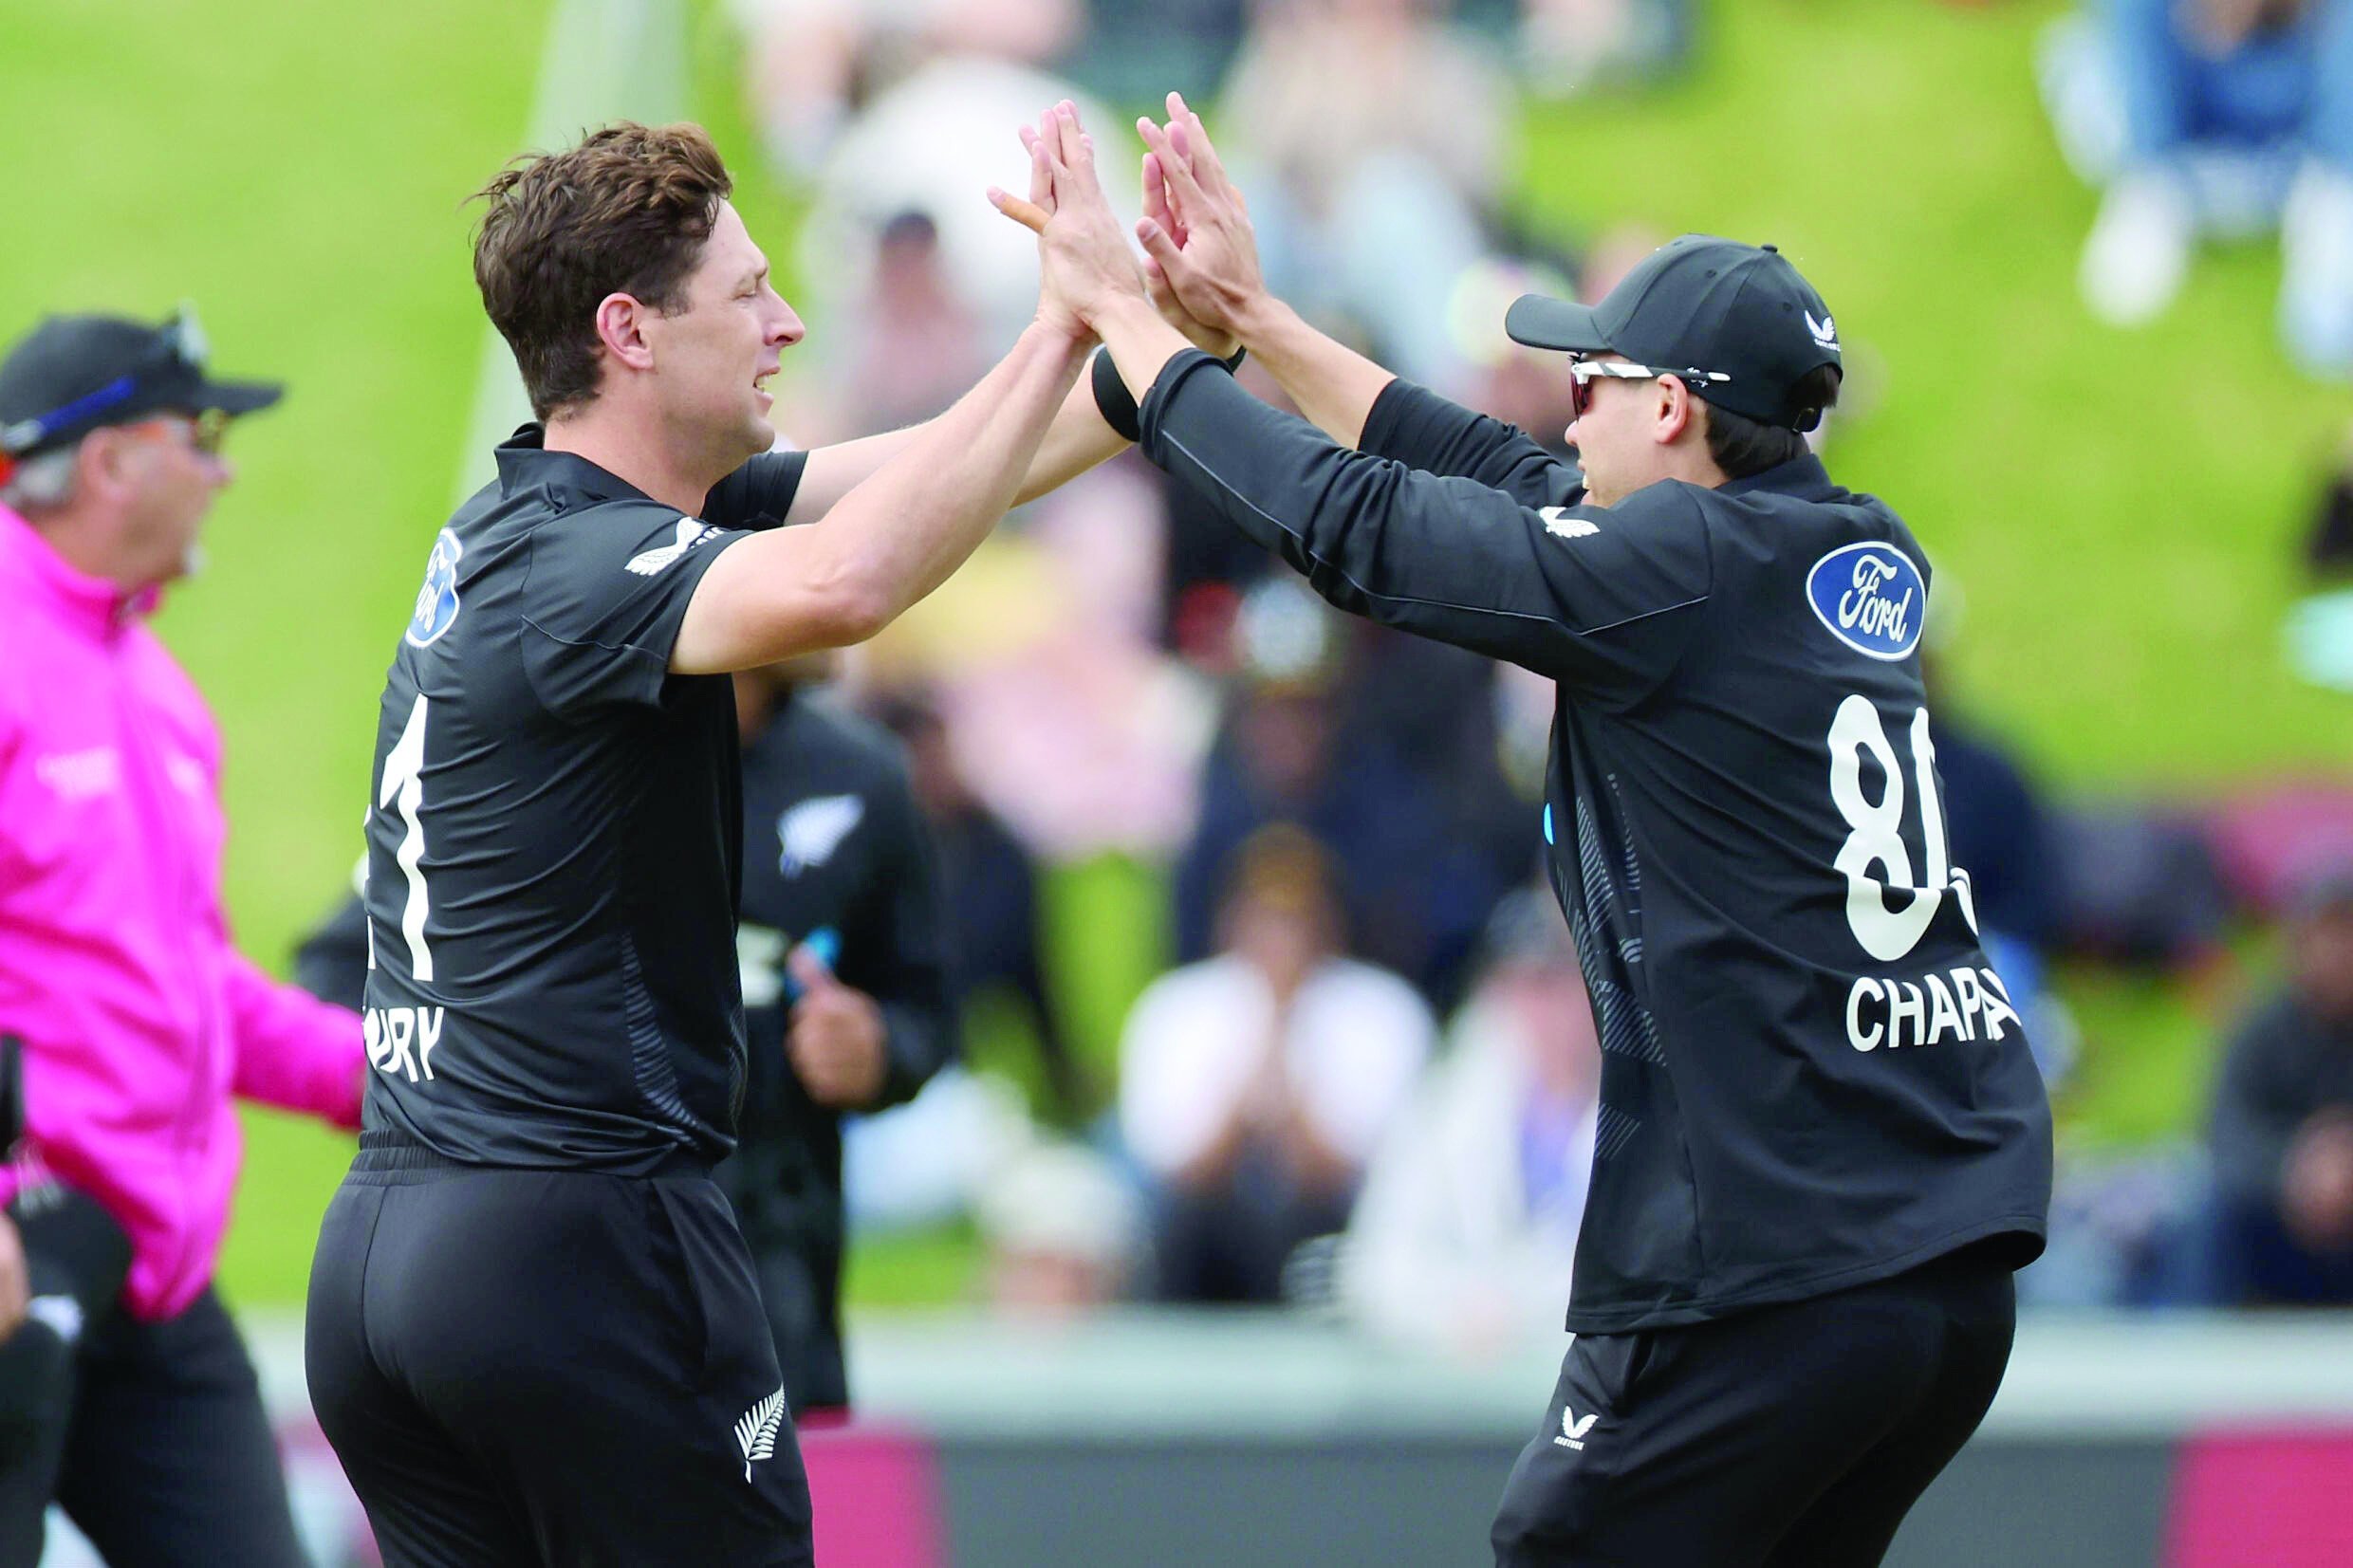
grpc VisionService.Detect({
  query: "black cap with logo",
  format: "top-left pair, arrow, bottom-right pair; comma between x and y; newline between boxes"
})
0,308 -> 283,466
1505,235 -> 1843,432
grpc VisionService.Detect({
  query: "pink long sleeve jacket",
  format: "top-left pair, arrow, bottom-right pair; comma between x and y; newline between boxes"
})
0,502 -> 363,1320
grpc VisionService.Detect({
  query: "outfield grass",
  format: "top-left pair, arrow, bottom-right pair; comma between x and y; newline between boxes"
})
5,0 -> 2343,1307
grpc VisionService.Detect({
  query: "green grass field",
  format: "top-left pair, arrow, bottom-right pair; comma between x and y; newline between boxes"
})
3,0 -> 2343,1307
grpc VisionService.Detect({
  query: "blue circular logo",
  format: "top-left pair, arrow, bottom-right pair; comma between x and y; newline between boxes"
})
1806,541 -> 1925,662
405,528 -> 462,648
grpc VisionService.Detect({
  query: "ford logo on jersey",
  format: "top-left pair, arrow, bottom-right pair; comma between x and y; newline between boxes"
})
406,528 -> 462,648
1806,541 -> 1924,662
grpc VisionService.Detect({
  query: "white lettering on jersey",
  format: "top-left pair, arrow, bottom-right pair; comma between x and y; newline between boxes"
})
1846,968 -> 2020,1053
364,1005 -> 446,1082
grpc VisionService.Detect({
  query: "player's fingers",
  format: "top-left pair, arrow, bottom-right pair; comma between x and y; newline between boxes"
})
1169,92 -> 1231,193
787,943 -> 838,995
1137,217 -> 1190,283
1138,122 -> 1198,235
1141,151 -> 1186,247
1144,259 -> 1184,321
1151,119 -> 1212,212
1028,123 -> 1055,211
989,187 -> 1049,235
1049,101 -> 1088,184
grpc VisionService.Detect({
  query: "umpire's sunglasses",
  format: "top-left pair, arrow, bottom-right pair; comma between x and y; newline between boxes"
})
1567,358 -> 1732,419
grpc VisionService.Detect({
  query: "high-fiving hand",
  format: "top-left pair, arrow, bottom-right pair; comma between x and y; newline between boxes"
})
989,101 -> 1149,338
1133,94 -> 1268,347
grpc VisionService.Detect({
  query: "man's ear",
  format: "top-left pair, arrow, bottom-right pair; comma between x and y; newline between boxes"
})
1655,376 -> 1698,446
593,293 -> 658,374
78,428 -> 138,503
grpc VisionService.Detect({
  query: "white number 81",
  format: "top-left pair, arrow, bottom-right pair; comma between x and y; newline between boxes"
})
1828,695 -> 1977,963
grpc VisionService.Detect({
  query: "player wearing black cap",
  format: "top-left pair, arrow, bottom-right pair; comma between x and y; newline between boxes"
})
1010,99 -> 2054,1567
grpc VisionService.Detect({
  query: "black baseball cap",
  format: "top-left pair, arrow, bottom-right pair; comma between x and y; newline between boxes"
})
0,307 -> 283,462
1505,235 -> 1843,432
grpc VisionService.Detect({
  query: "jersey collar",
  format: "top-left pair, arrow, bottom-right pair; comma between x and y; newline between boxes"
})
1718,452 -> 1836,503
492,423 -> 654,507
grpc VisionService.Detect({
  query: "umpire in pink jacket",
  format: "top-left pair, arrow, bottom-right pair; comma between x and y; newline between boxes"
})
0,309 -> 364,1567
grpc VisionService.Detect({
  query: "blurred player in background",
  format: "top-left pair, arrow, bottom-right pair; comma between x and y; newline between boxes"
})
723,654 -> 958,1417
0,311 -> 365,1568
303,113 -> 1192,1567
1005,99 -> 2054,1568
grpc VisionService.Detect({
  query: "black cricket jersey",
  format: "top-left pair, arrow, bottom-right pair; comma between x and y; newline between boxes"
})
355,428 -> 806,1172
1138,355 -> 2052,1334
717,688 -> 954,1411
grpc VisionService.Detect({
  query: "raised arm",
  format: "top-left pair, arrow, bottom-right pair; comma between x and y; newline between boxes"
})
762,108 -> 1259,529
670,106 -> 1125,675
1132,94 -> 1567,507
771,376 -> 1121,530
1125,98 -> 1391,448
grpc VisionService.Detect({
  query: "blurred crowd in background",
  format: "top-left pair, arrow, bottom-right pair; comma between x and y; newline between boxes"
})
600,0 -> 2353,1351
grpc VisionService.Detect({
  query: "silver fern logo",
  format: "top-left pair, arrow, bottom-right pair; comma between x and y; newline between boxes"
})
734,1385 -> 787,1482
625,518 -> 718,577
778,794 -> 864,876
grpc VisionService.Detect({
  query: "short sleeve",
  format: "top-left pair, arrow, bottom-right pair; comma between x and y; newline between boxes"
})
703,450 -> 809,530
520,503 -> 753,716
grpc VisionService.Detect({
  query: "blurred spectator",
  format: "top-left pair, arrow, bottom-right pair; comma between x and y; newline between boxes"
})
1925,649 -> 2073,1083
874,687 -> 1086,1118
2288,418 -> 2353,688
2055,802 -> 2238,972
1220,0 -> 1511,391
732,0 -> 1082,178
837,211 -> 991,436
2043,0 -> 2353,374
793,56 -> 1130,357
1120,826 -> 1433,1303
1065,0 -> 1252,105
2199,860 -> 2353,1303
1340,891 -> 1600,1356
976,1139 -> 1147,1318
1516,0 -> 1695,97
1173,579 -> 1513,1006
719,656 -> 958,1417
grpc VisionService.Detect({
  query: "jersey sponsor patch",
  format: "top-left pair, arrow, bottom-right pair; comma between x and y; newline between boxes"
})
1539,506 -> 1600,540
1806,541 -> 1923,661
624,518 -> 719,576
406,528 -> 463,647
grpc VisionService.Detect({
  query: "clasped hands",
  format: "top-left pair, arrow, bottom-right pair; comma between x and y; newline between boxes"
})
987,93 -> 1262,357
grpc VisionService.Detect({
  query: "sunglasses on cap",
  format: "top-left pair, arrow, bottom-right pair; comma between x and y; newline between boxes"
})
1567,357 -> 1733,420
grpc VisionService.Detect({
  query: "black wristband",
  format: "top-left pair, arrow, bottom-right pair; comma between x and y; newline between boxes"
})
1092,344 -> 1247,443
1091,346 -> 1142,442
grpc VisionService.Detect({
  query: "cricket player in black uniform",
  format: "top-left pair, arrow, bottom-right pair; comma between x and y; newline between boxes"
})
290,656 -> 952,1419
1012,101 -> 2054,1566
304,115 -> 1162,1568
721,656 -> 954,1416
